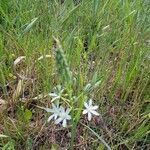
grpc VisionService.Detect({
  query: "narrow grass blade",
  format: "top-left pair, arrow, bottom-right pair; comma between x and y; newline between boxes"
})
21,17 -> 38,35
81,123 -> 112,150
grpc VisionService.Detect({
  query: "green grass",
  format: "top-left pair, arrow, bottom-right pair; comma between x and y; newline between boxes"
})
0,0 -> 150,149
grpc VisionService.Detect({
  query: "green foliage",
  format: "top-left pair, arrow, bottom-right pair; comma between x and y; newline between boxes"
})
0,0 -> 149,149
2,140 -> 15,150
129,119 -> 150,142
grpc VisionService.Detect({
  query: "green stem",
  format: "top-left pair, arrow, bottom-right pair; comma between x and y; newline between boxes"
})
70,121 -> 76,150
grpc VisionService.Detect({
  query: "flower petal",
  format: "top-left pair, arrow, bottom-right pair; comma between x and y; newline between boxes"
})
44,108 -> 53,112
89,99 -> 93,106
66,115 -> 71,120
62,119 -> 67,127
54,114 -> 58,120
91,110 -> 100,116
49,93 -> 58,97
84,102 -> 88,108
82,109 -> 88,114
47,114 -> 54,122
88,112 -> 92,121
66,108 -> 71,114
92,105 -> 99,110
51,96 -> 60,102
52,103 -> 56,108
55,117 -> 63,124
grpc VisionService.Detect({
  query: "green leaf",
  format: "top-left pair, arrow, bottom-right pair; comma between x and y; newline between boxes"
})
96,144 -> 105,150
20,17 -> 38,37
129,120 -> 150,141
2,141 -> 15,150
24,109 -> 32,122
51,144 -> 59,150
26,137 -> 33,149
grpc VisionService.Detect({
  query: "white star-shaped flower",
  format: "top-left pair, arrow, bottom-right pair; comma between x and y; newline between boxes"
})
45,103 -> 60,122
83,99 -> 99,121
48,85 -> 64,102
55,106 -> 71,127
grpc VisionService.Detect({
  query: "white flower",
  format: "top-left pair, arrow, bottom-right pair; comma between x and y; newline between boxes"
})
44,101 -> 71,127
55,106 -> 71,127
83,99 -> 99,121
48,85 -> 64,102
45,103 -> 60,122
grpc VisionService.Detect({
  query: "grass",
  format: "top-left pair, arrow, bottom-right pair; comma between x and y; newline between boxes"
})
0,0 -> 150,149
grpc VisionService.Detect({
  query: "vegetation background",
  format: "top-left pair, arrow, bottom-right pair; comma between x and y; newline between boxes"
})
0,0 -> 150,149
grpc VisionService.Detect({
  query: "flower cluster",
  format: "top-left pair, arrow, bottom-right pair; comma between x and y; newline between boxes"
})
45,103 -> 71,127
45,99 -> 100,128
